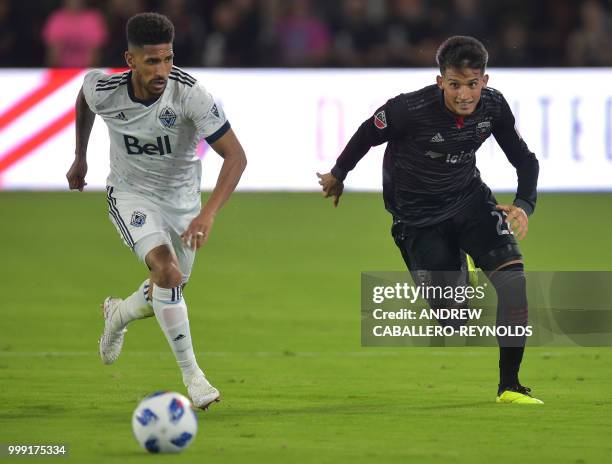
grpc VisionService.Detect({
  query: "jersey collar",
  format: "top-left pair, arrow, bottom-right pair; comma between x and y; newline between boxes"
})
127,71 -> 161,107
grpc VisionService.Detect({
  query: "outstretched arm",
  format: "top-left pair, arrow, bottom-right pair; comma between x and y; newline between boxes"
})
66,87 -> 96,191
181,128 -> 247,249
493,97 -> 540,239
318,100 -> 402,207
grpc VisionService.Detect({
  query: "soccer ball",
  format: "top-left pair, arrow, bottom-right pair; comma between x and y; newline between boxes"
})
132,391 -> 198,453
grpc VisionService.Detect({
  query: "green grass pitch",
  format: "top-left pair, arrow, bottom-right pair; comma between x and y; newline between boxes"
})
1,191 -> 611,463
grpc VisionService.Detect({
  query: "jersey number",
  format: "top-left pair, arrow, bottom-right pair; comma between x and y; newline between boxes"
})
491,211 -> 512,236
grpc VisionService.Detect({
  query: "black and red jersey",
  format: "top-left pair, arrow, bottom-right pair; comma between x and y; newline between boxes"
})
331,84 -> 539,227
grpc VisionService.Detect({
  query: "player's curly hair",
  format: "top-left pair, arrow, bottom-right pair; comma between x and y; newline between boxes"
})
436,36 -> 488,74
126,12 -> 175,47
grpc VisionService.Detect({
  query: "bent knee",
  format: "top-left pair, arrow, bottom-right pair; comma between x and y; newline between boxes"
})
154,261 -> 183,288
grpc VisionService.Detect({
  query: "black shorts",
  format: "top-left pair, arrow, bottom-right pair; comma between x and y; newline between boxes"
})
392,185 -> 521,272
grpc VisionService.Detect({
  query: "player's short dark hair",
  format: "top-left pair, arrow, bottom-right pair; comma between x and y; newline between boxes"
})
436,36 -> 488,74
126,12 -> 174,47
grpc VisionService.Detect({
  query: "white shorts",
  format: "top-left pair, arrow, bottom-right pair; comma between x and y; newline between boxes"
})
105,186 -> 199,282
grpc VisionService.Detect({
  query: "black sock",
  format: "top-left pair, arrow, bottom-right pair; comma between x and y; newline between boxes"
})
487,263 -> 528,394
498,346 -> 525,392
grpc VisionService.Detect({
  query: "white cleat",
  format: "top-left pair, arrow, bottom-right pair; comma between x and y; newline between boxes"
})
187,375 -> 221,410
99,297 -> 127,365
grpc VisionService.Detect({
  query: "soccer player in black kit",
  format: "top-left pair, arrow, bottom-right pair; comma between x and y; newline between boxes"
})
318,36 -> 543,404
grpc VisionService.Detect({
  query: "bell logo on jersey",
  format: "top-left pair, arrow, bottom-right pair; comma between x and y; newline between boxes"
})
123,135 -> 172,156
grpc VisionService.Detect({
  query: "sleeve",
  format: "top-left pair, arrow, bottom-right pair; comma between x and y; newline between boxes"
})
492,95 -> 540,216
81,69 -> 107,114
332,95 -> 408,181
183,84 -> 231,144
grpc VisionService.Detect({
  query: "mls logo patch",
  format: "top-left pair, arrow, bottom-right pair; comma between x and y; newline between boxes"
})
374,110 -> 387,129
130,211 -> 147,227
159,106 -> 177,127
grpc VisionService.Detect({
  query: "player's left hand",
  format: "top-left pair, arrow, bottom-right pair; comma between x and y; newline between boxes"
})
181,213 -> 214,250
496,204 -> 528,240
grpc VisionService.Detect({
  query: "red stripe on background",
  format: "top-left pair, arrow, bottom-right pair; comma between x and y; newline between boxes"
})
0,68 -> 81,131
0,108 -> 75,173
0,68 -> 124,175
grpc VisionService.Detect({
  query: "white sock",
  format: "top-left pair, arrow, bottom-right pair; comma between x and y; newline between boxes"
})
113,279 -> 154,331
152,285 -> 202,385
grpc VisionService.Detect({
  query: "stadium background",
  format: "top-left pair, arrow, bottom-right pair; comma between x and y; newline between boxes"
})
1,0 -> 611,463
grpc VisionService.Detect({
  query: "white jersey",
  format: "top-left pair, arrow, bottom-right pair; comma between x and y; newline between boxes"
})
82,66 -> 229,210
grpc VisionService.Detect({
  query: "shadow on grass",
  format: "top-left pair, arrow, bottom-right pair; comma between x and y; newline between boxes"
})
203,400 -> 493,420
0,403 -> 68,420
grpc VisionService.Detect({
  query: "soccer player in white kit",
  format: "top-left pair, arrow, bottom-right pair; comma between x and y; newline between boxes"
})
66,13 -> 247,409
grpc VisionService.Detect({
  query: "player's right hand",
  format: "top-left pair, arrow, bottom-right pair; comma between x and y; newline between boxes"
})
316,172 -> 344,207
181,212 -> 214,251
496,204 -> 528,240
66,159 -> 88,191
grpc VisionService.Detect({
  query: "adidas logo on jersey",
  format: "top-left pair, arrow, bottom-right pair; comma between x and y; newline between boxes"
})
114,111 -> 128,121
430,132 -> 445,143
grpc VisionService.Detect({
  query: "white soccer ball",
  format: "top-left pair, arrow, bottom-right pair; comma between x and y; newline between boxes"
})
132,391 -> 198,453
